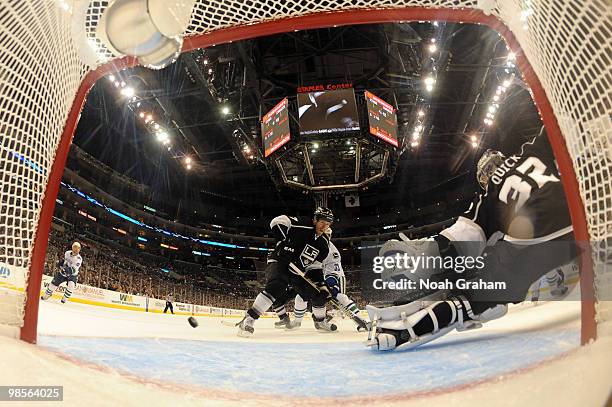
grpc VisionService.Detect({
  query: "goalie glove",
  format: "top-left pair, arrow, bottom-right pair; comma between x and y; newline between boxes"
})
377,236 -> 441,284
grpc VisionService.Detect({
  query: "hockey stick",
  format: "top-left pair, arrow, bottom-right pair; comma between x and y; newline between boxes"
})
187,316 -> 243,328
288,262 -> 369,330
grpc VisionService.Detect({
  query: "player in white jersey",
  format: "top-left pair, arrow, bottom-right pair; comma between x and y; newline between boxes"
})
275,237 -> 369,331
41,242 -> 83,304
367,131 -> 578,350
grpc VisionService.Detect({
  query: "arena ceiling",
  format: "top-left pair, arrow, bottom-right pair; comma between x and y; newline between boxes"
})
71,21 -> 543,226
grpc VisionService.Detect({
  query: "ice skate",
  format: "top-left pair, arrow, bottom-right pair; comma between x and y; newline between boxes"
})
313,317 -> 337,332
237,316 -> 254,338
274,314 -> 291,329
285,319 -> 302,330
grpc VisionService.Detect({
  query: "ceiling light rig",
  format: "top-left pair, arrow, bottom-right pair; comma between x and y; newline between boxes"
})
108,73 -> 199,172
120,86 -> 135,98
184,156 -> 193,171
481,51 -> 517,129
244,145 -> 256,160
409,103 -> 428,149
411,25 -> 441,151
470,134 -> 479,148
424,76 -> 436,92
466,50 -> 517,149
233,127 -> 259,163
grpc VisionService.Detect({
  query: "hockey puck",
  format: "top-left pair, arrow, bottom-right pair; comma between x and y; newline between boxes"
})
188,316 -> 198,328
330,323 -> 337,331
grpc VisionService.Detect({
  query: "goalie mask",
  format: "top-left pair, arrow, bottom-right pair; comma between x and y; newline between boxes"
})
476,149 -> 505,189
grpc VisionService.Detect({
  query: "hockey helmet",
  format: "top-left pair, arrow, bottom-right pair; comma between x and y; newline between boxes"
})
314,207 -> 334,223
477,149 -> 505,189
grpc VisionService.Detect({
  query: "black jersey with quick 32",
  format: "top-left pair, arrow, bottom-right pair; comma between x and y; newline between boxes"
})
466,134 -> 572,242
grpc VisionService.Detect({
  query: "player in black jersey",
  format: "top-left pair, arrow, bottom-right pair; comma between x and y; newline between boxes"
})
237,207 -> 334,337
467,133 -> 572,242
367,131 -> 579,350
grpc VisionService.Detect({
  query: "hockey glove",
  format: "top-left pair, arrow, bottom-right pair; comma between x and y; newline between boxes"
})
59,265 -> 70,277
60,265 -> 76,276
324,275 -> 340,298
315,281 -> 332,299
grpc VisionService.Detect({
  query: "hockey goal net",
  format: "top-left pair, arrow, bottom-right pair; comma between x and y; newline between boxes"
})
0,0 -> 610,344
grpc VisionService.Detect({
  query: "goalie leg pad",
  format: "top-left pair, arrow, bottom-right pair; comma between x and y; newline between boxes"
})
369,295 -> 474,351
375,333 -> 397,351
395,326 -> 456,351
365,290 -> 448,323
473,303 -> 507,323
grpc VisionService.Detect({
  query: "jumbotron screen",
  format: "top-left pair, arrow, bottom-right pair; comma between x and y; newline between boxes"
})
297,89 -> 360,135
262,98 -> 291,158
365,90 -> 398,147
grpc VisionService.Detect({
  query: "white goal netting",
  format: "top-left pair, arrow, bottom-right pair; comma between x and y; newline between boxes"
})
0,0 -> 610,341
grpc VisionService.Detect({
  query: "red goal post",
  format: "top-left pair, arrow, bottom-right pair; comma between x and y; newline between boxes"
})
0,1 -> 609,345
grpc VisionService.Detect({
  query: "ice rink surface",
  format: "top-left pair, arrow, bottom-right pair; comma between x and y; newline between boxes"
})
37,300 -> 580,397
2,293 -> 611,406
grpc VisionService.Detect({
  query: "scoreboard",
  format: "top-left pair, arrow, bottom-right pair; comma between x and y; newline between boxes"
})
262,98 -> 291,158
297,88 -> 360,135
364,90 -> 398,148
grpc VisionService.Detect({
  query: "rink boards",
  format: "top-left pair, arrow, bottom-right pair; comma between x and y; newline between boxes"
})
38,275 -> 261,317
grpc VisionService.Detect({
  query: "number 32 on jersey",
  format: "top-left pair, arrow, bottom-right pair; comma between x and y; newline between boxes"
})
496,157 -> 560,212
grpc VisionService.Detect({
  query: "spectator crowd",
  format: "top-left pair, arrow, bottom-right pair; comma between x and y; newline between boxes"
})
44,225 -> 259,309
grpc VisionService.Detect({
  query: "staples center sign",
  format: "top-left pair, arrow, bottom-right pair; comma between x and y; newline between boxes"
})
297,83 -> 352,93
